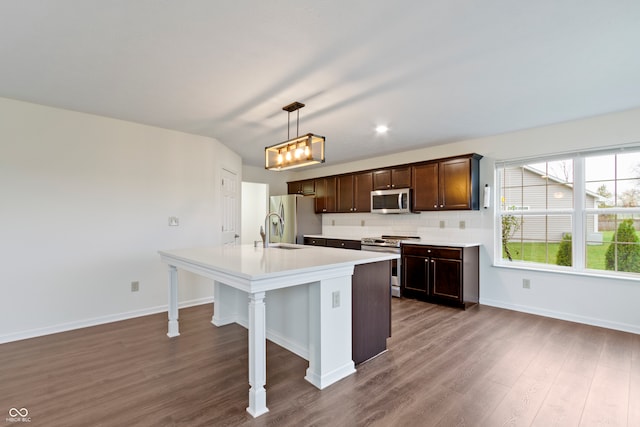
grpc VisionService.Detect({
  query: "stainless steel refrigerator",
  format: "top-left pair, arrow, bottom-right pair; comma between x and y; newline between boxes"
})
268,194 -> 322,244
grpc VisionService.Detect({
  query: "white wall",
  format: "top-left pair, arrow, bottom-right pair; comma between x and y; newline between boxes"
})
242,164 -> 291,196
288,107 -> 640,334
241,182 -> 268,245
0,97 -> 242,342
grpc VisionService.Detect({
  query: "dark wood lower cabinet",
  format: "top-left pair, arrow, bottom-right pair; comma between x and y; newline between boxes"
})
326,238 -> 361,250
352,261 -> 391,365
401,244 -> 479,309
303,237 -> 326,246
303,236 -> 361,250
402,254 -> 429,295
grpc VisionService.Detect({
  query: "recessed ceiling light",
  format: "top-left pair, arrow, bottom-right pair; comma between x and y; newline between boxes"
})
375,125 -> 389,134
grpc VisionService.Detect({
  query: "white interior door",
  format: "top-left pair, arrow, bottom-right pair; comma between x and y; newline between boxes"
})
221,168 -> 239,246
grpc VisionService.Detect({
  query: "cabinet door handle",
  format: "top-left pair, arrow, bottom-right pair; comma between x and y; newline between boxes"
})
433,204 -> 437,208
440,204 -> 444,208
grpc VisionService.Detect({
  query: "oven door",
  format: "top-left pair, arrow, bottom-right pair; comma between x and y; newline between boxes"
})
361,244 -> 401,297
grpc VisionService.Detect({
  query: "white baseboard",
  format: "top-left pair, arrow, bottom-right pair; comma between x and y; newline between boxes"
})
233,317 -> 309,361
480,298 -> 640,335
305,361 -> 356,390
264,328 -> 309,361
0,297 -> 214,345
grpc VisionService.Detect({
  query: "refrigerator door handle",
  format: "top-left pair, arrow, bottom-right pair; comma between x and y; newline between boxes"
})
278,201 -> 285,237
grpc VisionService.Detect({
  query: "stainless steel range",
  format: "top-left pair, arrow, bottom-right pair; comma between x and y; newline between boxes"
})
361,235 -> 420,297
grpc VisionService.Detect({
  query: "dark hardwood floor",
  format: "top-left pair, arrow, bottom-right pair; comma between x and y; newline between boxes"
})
1,298 -> 639,426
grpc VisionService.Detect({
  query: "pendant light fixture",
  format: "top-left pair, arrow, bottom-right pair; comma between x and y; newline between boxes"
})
265,101 -> 325,171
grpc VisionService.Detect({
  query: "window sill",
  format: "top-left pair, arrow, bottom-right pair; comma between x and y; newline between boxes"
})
493,262 -> 640,282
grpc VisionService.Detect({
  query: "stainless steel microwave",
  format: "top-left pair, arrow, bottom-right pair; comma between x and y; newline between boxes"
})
370,188 -> 411,214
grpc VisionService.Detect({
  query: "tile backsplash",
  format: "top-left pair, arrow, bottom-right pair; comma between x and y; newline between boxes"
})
321,210 -> 492,243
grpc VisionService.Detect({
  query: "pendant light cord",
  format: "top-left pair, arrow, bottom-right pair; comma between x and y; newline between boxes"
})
283,101 -> 304,141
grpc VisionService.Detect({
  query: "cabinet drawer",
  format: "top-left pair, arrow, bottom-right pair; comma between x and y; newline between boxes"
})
326,238 -> 362,250
304,237 -> 326,246
401,245 -> 462,260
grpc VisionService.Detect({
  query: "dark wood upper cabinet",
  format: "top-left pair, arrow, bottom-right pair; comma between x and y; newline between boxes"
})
287,179 -> 315,195
336,175 -> 355,213
314,176 -> 336,213
372,167 -> 411,190
336,172 -> 372,213
294,153 -> 481,214
353,171 -> 373,212
412,154 -> 482,211
440,157 -> 474,209
411,162 -> 439,211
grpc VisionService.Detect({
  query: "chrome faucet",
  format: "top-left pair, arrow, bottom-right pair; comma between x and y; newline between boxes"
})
263,212 -> 284,248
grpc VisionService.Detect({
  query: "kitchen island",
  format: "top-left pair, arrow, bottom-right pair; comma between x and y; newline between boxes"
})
158,243 -> 398,418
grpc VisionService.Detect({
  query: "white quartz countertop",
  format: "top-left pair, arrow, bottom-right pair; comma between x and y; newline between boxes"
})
159,243 -> 399,281
303,235 -> 481,248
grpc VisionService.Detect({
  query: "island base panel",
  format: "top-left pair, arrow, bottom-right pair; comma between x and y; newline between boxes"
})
212,281 -> 242,326
305,276 -> 356,389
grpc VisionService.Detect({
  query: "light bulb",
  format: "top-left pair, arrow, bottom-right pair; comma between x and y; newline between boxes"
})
285,151 -> 292,161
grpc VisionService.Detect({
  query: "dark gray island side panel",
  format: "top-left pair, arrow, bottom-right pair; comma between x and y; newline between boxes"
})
352,260 -> 392,365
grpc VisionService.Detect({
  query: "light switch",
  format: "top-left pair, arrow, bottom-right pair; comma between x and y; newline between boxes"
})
169,216 -> 179,226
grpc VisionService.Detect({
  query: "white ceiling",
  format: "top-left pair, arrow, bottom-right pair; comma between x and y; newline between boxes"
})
2,1 -> 640,168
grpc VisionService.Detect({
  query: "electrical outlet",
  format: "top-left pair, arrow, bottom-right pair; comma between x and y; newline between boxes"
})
459,220 -> 466,229
168,216 -> 179,226
331,219 -> 335,226
439,220 -> 446,229
131,281 -> 140,292
522,279 -> 531,289
332,290 -> 340,308
361,220 -> 365,226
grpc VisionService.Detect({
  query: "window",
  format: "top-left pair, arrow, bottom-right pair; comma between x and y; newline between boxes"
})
496,147 -> 640,277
